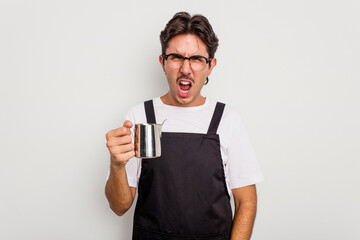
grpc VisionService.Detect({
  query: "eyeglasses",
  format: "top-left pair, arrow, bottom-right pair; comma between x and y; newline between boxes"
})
162,53 -> 212,71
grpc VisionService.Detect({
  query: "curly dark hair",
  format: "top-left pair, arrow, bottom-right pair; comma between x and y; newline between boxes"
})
160,12 -> 219,84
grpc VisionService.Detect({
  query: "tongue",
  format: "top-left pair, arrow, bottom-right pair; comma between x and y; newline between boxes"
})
180,84 -> 191,91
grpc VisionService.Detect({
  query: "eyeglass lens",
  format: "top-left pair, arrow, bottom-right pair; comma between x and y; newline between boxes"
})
167,54 -> 207,71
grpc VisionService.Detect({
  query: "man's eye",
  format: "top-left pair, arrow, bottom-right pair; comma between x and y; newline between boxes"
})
191,56 -> 205,62
170,55 -> 183,60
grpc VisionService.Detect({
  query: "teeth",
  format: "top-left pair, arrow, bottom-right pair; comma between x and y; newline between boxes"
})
180,90 -> 189,93
180,81 -> 191,85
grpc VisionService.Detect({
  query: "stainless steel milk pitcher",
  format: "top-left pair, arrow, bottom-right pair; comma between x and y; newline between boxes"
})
134,121 -> 165,158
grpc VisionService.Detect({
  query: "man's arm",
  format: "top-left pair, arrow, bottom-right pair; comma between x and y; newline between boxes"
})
105,163 -> 136,216
230,184 -> 258,240
105,120 -> 137,216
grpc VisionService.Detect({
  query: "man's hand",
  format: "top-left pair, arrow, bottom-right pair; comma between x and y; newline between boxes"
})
106,120 -> 135,167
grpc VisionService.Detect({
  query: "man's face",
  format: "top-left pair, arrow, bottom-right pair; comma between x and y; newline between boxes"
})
159,34 -> 217,107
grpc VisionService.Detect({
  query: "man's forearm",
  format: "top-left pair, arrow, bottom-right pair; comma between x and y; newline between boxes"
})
105,163 -> 134,216
230,202 -> 257,240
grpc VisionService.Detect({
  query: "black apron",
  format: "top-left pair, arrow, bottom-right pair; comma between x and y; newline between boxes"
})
132,100 -> 232,240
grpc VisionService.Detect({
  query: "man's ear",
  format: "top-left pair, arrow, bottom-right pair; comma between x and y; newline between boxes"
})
207,58 -> 217,76
159,55 -> 165,72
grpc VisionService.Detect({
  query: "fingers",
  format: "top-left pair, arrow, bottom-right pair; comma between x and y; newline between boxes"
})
109,143 -> 135,156
112,150 -> 135,164
107,127 -> 130,138
106,135 -> 132,148
105,120 -> 135,166
106,121 -> 133,139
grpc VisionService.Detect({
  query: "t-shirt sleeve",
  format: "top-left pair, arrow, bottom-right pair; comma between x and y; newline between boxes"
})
225,110 -> 264,189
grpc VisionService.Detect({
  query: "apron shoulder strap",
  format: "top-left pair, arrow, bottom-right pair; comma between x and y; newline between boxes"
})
144,100 -> 157,124
207,102 -> 226,134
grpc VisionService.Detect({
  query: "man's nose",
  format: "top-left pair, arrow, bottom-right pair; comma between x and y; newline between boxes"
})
180,59 -> 192,74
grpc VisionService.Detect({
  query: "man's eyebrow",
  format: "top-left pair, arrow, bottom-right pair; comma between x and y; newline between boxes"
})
172,49 -> 203,56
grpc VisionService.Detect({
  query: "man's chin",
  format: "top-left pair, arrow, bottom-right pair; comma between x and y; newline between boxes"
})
175,95 -> 206,107
175,96 -> 193,106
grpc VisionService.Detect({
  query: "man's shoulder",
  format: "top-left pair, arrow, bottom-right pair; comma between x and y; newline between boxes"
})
223,104 -> 242,117
211,100 -> 242,119
127,101 -> 145,114
203,99 -> 245,128
123,100 -> 147,122
124,97 -> 162,121
219,102 -> 245,127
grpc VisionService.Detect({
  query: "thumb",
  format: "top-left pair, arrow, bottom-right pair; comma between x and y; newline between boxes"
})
123,120 -> 133,129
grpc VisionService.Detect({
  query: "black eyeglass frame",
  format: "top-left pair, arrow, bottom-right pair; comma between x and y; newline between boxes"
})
162,53 -> 212,69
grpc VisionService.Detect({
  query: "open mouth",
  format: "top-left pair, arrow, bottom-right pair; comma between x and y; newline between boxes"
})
178,80 -> 192,97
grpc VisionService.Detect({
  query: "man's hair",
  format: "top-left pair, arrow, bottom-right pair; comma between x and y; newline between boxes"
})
160,12 -> 219,59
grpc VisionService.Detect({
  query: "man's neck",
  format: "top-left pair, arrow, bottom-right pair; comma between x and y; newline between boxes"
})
160,94 -> 206,107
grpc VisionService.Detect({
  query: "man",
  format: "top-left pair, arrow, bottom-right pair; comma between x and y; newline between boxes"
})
105,12 -> 264,240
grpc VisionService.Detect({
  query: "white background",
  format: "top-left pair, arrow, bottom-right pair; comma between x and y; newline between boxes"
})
1,0 -> 359,239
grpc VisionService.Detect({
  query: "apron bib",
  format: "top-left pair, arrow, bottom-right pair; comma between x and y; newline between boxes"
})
132,100 -> 232,240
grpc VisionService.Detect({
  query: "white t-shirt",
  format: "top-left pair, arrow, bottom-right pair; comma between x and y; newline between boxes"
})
120,97 -> 263,196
